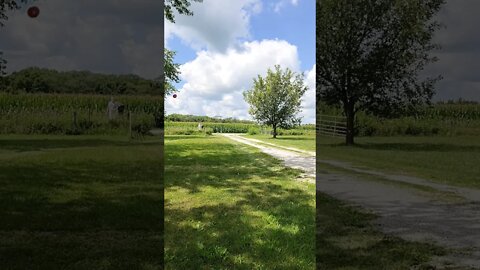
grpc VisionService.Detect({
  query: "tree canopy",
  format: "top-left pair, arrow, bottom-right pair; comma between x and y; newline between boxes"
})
244,65 -> 307,138
317,0 -> 444,144
164,49 -> 180,96
164,0 -> 202,23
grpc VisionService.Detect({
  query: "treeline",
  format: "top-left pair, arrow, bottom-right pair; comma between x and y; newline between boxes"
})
0,67 -> 161,95
166,113 -> 255,124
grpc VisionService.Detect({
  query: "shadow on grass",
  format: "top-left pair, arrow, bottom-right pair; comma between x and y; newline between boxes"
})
318,139 -> 480,153
0,137 -> 160,152
316,193 -> 445,269
0,139 -> 164,269
165,138 -> 315,269
354,142 -> 480,153
274,136 -> 314,141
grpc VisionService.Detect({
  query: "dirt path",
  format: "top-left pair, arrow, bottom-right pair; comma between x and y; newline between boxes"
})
219,133 -> 315,179
220,133 -> 480,267
318,159 -> 480,269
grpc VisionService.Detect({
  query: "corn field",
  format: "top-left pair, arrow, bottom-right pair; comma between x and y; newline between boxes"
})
0,93 -> 163,135
318,102 -> 480,136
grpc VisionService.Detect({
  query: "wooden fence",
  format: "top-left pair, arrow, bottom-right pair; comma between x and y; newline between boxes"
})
317,114 -> 347,137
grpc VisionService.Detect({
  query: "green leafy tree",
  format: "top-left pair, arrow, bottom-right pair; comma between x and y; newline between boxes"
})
244,65 -> 307,138
164,48 -> 180,95
317,0 -> 444,145
165,0 -> 202,23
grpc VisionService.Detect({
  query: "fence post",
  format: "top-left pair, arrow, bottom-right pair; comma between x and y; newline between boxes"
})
73,111 -> 78,132
333,116 -> 337,135
128,111 -> 132,139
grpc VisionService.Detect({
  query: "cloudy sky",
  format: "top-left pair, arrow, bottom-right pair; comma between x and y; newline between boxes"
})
423,0 -> 480,101
0,0 -> 163,79
165,0 -> 315,124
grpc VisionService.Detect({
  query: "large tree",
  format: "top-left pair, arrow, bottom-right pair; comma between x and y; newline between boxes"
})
317,0 -> 444,145
244,65 -> 307,138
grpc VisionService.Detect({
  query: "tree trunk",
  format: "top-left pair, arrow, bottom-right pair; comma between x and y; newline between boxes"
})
272,124 -> 277,138
345,104 -> 355,145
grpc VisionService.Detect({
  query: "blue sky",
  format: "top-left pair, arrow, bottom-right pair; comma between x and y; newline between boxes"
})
165,0 -> 316,123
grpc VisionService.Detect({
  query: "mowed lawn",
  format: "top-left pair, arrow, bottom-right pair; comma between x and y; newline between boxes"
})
0,135 -> 163,270
244,134 -> 315,152
164,135 -> 315,269
318,136 -> 480,189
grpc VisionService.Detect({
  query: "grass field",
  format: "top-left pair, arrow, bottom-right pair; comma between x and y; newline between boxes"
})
244,134 -> 315,152
317,135 -> 480,189
164,135 -> 315,269
0,135 -> 163,269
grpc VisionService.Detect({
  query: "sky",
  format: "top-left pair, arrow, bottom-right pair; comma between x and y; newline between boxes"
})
425,0 -> 480,102
165,0 -> 316,124
0,0 -> 163,79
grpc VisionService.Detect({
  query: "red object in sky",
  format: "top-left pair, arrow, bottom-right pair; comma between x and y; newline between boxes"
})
173,94 -> 177,98
27,6 -> 40,18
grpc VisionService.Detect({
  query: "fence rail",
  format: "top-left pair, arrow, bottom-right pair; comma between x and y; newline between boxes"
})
317,114 -> 347,137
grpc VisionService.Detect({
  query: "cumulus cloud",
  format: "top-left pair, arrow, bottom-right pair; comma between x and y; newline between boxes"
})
299,64 -> 315,124
166,39 -> 314,123
273,0 -> 300,13
165,0 -> 262,52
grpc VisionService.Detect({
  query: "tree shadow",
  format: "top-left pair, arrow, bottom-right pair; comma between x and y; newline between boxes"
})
0,138 -> 159,152
0,140 -> 164,269
164,138 -> 315,269
316,193 -> 445,269
275,136 -> 314,141
354,142 -> 480,153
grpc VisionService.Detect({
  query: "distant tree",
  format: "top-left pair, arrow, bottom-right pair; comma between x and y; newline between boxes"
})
317,0 -> 444,145
243,65 -> 307,138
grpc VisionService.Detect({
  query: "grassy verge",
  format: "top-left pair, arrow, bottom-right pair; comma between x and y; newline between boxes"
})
317,192 -> 446,269
244,134 -> 315,152
0,135 -> 163,269
164,135 -> 315,269
317,136 -> 480,189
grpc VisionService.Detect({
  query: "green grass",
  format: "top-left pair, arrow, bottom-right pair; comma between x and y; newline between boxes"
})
0,135 -> 163,270
164,135 -> 315,269
317,192 -> 446,269
318,136 -> 480,189
244,134 -> 315,152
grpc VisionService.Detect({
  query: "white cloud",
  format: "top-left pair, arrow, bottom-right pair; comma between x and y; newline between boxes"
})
166,39 -> 314,123
165,0 -> 262,52
299,64 -> 316,124
274,0 -> 299,13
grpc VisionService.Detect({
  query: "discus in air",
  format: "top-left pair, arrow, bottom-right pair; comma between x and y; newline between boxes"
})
27,6 -> 40,18
173,94 -> 177,98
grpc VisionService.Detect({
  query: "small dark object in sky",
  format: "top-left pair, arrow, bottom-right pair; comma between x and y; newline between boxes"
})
27,6 -> 40,18
173,94 -> 177,98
